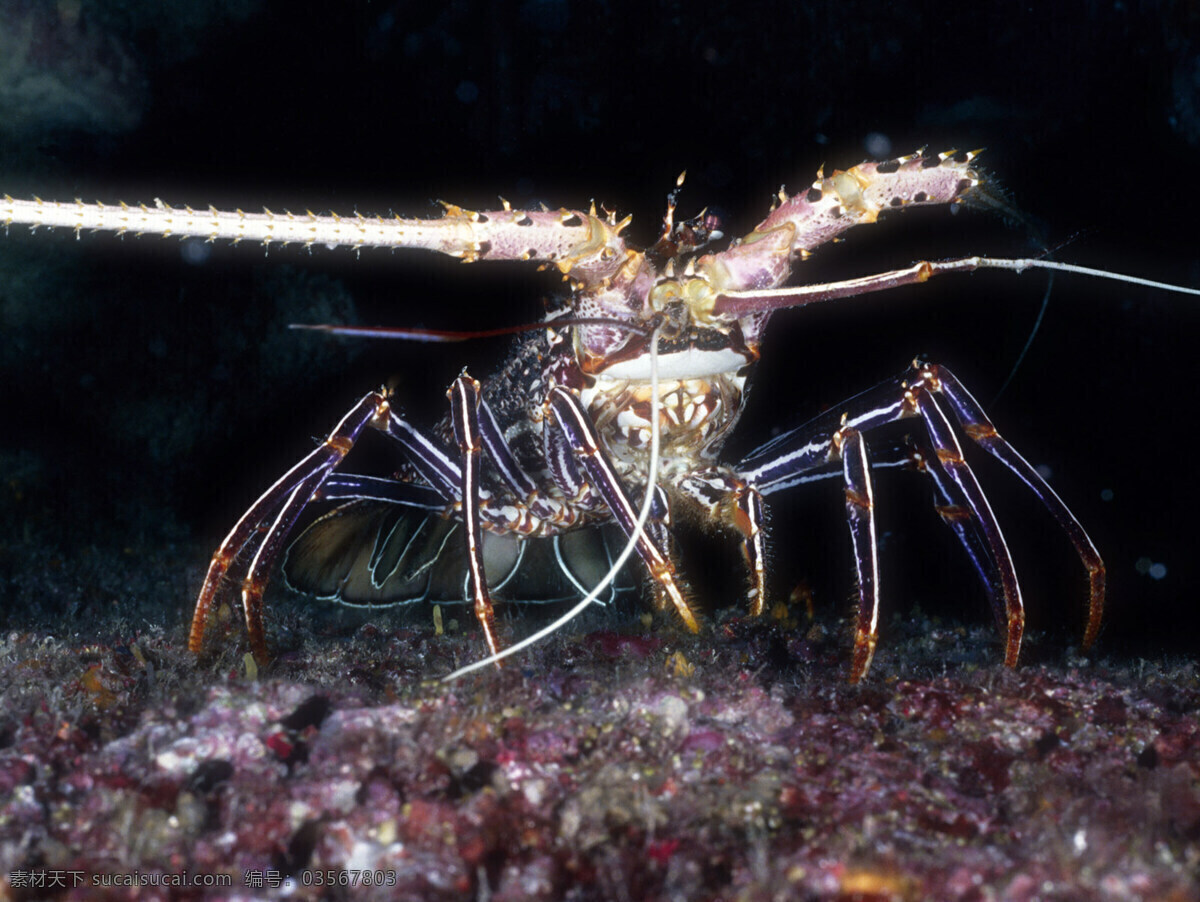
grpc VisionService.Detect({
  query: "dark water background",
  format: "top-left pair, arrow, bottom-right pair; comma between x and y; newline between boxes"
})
1,0 -> 1197,661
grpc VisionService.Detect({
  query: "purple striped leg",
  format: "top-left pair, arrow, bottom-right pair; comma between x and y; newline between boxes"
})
880,436 -> 1013,638
735,362 -> 1073,678
794,429 -> 1031,651
449,374 -> 502,658
687,426 -> 1013,679
191,390 -> 474,663
545,386 -> 700,631
191,392 -> 396,662
735,361 -> 1103,677
839,428 -> 881,680
739,368 -> 1023,673
678,431 -> 879,679
926,366 -> 1104,647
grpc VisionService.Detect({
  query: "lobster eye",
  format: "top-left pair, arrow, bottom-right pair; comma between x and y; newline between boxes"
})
701,206 -> 726,239
659,299 -> 690,338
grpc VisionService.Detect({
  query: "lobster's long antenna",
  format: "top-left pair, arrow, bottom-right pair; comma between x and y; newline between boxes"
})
443,321 -> 664,681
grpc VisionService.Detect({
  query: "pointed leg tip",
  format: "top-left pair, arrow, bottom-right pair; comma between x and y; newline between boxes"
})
1003,613 -> 1025,668
188,600 -> 214,656
748,598 -> 764,618
848,632 -> 877,683
1003,644 -> 1021,668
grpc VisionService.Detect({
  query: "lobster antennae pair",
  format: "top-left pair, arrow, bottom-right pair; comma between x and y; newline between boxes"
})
298,256 -> 1200,349
293,256 -> 1200,348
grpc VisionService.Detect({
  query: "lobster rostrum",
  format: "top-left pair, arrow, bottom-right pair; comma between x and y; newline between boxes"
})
10,150 -> 1190,680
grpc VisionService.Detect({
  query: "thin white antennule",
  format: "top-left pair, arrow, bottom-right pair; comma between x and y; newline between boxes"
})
976,258 -> 1200,296
443,322 -> 664,681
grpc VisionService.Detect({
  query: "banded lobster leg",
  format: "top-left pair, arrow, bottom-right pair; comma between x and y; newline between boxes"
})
447,369 -> 637,655
190,389 -> 477,664
677,440 -> 877,673
930,366 -> 1105,647
448,375 -> 503,656
191,365 -> 611,664
683,361 -> 1102,681
444,372 -> 599,656
191,392 -> 398,663
187,383 -> 516,666
868,434 -> 1019,643
544,386 -> 700,632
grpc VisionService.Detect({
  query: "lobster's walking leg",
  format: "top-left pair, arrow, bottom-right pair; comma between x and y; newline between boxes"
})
840,429 -> 881,680
927,366 -> 1105,647
545,387 -> 700,631
773,427 -> 1000,680
309,473 -> 449,509
678,436 -> 879,679
191,392 -> 393,662
676,471 -> 768,616
736,365 -> 1030,675
740,364 -> 1101,643
912,390 -> 1024,664
730,483 -> 769,618
686,432 -> 1009,660
191,392 -> 478,663
873,436 -> 1012,633
449,374 -> 502,657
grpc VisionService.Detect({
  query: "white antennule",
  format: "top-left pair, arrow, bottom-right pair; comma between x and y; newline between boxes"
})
972,258 -> 1200,296
443,321 -> 664,682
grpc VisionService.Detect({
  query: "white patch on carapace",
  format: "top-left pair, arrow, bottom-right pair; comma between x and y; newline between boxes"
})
599,347 -> 747,380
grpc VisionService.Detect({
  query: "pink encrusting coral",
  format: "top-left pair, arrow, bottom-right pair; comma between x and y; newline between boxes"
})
0,612 -> 1196,901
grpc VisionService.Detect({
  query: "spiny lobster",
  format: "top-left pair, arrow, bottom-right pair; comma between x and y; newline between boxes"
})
6,150 -> 1194,680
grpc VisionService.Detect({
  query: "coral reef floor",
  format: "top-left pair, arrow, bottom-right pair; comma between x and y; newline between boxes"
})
0,592 -> 1196,901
